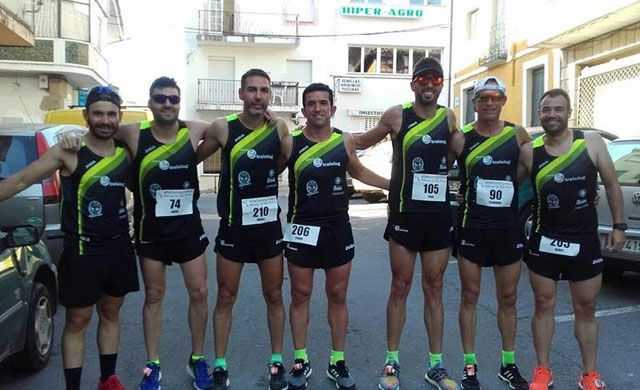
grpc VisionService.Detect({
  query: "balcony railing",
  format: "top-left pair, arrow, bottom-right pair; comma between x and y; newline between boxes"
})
479,22 -> 508,67
198,79 -> 299,107
197,10 -> 299,39
1,0 -> 36,30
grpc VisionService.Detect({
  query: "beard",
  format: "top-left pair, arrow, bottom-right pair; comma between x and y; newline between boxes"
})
541,116 -> 568,136
87,120 -> 117,140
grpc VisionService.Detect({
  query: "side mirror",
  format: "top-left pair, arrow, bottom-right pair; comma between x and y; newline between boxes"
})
0,225 -> 40,251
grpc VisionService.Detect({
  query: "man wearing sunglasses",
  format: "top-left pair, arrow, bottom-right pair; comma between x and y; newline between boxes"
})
196,68 -> 291,390
0,86 -> 139,390
355,57 -> 460,390
62,77 -> 215,390
448,77 -> 531,390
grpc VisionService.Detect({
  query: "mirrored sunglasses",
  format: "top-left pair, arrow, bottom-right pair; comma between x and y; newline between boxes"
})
151,94 -> 181,105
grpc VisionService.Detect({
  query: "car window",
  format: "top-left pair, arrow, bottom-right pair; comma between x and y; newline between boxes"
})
607,140 -> 640,186
0,136 -> 37,179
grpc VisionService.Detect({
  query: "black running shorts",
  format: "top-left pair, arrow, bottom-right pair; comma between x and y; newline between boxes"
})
457,227 -> 524,267
59,237 -> 139,308
136,230 -> 209,265
285,222 -> 354,269
384,212 -> 453,252
214,220 -> 284,263
524,232 -> 604,281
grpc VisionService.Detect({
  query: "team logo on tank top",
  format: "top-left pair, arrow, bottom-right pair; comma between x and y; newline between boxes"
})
149,183 -> 161,199
238,171 -> 251,187
332,176 -> 344,196
412,157 -> 424,172
267,168 -> 277,188
547,194 -> 560,209
306,180 -> 319,196
88,200 -> 103,218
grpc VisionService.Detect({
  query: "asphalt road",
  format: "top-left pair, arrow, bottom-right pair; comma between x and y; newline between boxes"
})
1,192 -> 639,389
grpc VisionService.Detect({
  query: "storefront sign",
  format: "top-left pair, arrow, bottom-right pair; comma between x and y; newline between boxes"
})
347,109 -> 384,117
341,5 -> 423,18
337,78 -> 362,93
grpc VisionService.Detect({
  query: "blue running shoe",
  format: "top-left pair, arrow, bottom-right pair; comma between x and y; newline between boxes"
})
186,357 -> 215,390
140,362 -> 162,390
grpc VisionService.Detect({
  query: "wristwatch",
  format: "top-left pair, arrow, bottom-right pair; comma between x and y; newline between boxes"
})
612,223 -> 628,231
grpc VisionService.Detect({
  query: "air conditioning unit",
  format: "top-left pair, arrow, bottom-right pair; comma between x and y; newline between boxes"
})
38,75 -> 49,89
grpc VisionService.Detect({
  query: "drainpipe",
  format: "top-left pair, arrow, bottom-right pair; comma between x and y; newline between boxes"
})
447,0 -> 454,106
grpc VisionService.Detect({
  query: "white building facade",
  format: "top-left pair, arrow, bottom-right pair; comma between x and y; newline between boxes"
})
185,0 -> 451,178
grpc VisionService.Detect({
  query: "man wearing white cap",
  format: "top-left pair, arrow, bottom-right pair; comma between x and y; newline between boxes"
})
449,76 -> 531,390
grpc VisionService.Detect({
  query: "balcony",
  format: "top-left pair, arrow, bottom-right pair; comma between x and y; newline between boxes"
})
197,10 -> 299,47
0,0 -> 36,46
197,79 -> 299,112
479,22 -> 508,68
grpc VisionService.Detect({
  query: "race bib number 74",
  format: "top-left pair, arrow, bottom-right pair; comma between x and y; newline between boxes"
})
155,189 -> 194,217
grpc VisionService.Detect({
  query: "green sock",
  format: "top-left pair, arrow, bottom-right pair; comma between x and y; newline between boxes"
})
214,357 -> 227,369
190,354 -> 204,362
463,352 -> 477,365
147,359 -> 160,366
502,350 -> 515,366
270,353 -> 283,364
429,352 -> 443,368
294,348 -> 308,363
330,350 -> 345,365
386,350 -> 399,364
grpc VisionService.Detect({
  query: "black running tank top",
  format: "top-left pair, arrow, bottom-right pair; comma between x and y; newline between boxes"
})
531,130 -> 598,239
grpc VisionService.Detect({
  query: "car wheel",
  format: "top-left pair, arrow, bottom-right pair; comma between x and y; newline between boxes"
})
361,192 -> 384,203
10,282 -> 54,372
518,202 -> 534,241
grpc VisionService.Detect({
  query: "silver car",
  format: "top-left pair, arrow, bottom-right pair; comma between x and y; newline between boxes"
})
596,137 -> 640,275
0,124 -> 87,262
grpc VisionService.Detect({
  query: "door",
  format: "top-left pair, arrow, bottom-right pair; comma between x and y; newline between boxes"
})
207,57 -> 236,104
0,247 -> 27,359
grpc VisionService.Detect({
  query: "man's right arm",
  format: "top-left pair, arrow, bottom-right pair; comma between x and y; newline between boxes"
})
196,118 -> 226,163
353,105 -> 401,150
0,145 -> 68,201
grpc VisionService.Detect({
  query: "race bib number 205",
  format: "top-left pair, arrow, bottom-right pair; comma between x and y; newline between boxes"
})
539,235 -> 580,257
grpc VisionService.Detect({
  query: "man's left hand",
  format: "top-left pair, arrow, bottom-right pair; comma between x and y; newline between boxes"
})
607,228 -> 626,251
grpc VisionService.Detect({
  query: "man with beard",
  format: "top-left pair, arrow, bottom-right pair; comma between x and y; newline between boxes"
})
520,89 -> 625,390
355,57 -> 459,390
283,83 -> 389,390
196,68 -> 290,390
449,77 -> 530,390
62,77 -> 214,390
0,86 -> 139,390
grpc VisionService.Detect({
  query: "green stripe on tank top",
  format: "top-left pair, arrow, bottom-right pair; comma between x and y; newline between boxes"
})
137,127 -> 191,240
399,107 -> 447,212
291,132 -> 342,222
227,123 -> 276,226
461,125 -> 515,227
77,147 -> 127,254
533,138 -> 586,233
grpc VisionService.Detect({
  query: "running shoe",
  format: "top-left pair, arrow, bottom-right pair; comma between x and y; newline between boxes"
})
460,364 -> 481,390
326,360 -> 356,390
139,362 -> 162,390
268,362 -> 288,390
498,364 -> 529,390
186,357 -> 214,390
98,374 -> 126,390
378,360 -> 400,390
288,359 -> 312,390
578,372 -> 606,390
529,366 -> 553,390
425,362 -> 460,390
211,367 -> 230,390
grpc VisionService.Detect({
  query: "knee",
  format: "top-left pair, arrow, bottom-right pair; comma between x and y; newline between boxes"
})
65,312 -> 91,333
390,277 -> 412,299
144,285 -> 165,305
326,287 -> 347,306
461,286 -> 480,306
423,274 -> 444,295
262,287 -> 283,306
97,303 -> 122,323
291,287 -> 312,307
573,299 -> 597,319
497,289 -> 517,309
216,284 -> 238,307
189,283 -> 209,305
534,293 -> 555,312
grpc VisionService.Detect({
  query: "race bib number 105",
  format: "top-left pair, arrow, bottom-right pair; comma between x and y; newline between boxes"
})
411,174 -> 447,202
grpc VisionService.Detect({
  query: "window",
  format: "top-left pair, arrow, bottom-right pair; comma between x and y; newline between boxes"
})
467,9 -> 478,41
61,0 -> 90,41
463,87 -> 476,125
348,46 -> 441,75
287,0 -> 315,22
530,67 -> 545,126
427,0 -> 442,4
410,0 -> 424,4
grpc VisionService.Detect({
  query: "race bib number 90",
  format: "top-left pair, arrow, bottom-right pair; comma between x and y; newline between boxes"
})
539,235 -> 580,257
411,174 -> 447,202
476,179 -> 514,208
155,189 -> 194,217
284,223 -> 320,246
241,195 -> 278,226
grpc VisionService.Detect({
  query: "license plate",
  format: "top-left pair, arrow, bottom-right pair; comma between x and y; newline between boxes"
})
600,236 -> 640,254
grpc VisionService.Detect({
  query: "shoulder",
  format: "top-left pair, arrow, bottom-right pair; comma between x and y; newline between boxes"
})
514,124 -> 531,144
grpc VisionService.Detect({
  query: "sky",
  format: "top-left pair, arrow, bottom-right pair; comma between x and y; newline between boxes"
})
105,0 -> 200,105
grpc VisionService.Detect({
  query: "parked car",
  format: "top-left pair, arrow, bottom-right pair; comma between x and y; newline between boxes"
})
352,137 -> 392,203
0,224 -> 57,371
519,127 -> 619,239
595,137 -> 640,275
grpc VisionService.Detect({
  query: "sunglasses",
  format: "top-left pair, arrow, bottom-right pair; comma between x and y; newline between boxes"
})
414,75 -> 444,87
474,91 -> 505,102
151,94 -> 181,105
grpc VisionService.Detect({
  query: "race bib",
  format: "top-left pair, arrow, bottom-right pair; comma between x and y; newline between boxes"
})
284,223 -> 320,246
539,235 -> 580,257
155,189 -> 194,217
476,179 -> 514,207
241,195 -> 278,226
411,174 -> 447,202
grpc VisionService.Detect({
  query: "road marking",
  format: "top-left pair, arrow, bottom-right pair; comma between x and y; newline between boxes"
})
200,213 -> 218,220
349,203 -> 388,218
555,305 -> 640,323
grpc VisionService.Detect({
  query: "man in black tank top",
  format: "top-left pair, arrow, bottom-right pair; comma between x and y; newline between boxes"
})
61,77 -> 216,390
448,77 -> 531,390
0,87 -> 139,390
355,58 -> 460,390
196,68 -> 291,390
520,89 -> 625,390
282,83 -> 389,390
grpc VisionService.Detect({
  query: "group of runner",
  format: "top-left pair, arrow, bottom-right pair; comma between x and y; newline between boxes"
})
0,57 -> 625,390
